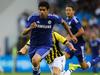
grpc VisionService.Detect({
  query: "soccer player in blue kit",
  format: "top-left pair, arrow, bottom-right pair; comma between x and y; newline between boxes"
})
89,32 -> 100,75
22,1 -> 77,75
64,4 -> 100,73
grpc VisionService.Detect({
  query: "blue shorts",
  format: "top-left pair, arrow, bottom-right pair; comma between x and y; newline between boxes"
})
28,46 -> 52,60
65,42 -> 85,63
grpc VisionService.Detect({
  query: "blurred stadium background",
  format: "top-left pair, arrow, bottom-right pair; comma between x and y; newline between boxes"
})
0,0 -> 100,75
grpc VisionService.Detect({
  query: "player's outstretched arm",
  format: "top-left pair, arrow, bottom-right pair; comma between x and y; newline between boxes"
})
17,45 -> 28,55
61,19 -> 77,43
22,27 -> 32,35
65,42 -> 76,51
53,32 -> 76,51
75,27 -> 84,37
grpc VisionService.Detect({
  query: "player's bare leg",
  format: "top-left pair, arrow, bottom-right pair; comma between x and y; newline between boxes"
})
32,54 -> 41,75
65,51 -> 100,70
53,67 -> 61,75
80,57 -> 100,70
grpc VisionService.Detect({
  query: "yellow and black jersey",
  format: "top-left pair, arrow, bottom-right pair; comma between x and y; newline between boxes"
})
45,32 -> 67,64
26,40 -> 30,46
26,32 -> 67,64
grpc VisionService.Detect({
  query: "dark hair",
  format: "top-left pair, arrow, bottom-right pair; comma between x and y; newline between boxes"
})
66,3 -> 76,11
38,1 -> 50,9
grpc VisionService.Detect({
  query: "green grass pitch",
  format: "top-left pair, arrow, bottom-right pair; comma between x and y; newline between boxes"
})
0,72 -> 100,75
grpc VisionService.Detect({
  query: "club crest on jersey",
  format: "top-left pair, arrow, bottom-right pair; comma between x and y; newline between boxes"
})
48,20 -> 52,24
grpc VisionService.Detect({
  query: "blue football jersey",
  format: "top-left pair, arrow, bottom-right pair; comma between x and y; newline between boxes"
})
25,13 -> 62,47
65,16 -> 85,45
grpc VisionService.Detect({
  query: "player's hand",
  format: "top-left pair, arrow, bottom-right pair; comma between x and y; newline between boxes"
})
66,42 -> 76,51
30,22 -> 37,29
71,36 -> 78,43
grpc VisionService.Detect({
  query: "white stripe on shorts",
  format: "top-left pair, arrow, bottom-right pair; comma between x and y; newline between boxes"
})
81,46 -> 85,61
41,48 -> 52,59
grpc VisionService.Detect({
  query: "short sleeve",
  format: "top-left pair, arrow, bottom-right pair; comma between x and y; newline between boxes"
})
53,14 -> 62,24
73,17 -> 82,30
25,15 -> 35,28
76,22 -> 82,30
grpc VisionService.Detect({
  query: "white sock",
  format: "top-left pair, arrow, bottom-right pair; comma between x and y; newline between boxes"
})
87,62 -> 91,68
63,70 -> 72,75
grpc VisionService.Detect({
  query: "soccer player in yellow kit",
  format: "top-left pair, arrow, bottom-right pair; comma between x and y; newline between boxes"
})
18,32 -> 80,75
